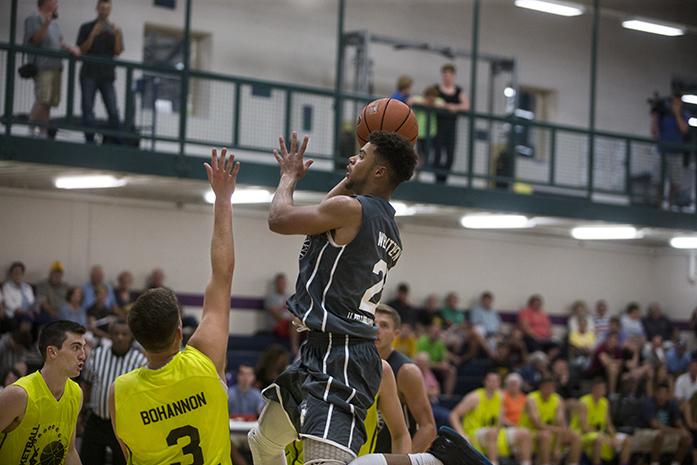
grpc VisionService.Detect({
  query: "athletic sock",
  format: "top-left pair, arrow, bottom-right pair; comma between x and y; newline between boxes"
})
408,453 -> 445,465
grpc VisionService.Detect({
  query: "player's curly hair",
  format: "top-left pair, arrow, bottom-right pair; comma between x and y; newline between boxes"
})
368,131 -> 417,188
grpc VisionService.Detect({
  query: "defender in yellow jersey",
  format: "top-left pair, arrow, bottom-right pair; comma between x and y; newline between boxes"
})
0,320 -> 87,465
109,148 -> 241,465
519,376 -> 582,465
569,379 -> 631,465
285,360 -> 411,464
449,372 -> 532,465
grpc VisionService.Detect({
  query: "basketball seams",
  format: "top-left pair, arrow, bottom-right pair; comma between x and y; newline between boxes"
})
393,109 -> 415,141
362,105 -> 372,133
379,98 -> 392,132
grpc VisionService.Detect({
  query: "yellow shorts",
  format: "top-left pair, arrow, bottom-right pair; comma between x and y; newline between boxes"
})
581,432 -> 628,460
473,427 -> 520,457
34,68 -> 62,107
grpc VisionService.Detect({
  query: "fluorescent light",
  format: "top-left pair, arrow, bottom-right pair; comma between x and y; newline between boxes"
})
670,237 -> 697,249
571,226 -> 639,240
689,117 -> 697,128
55,175 -> 127,189
391,201 -> 416,217
460,214 -> 530,229
622,19 -> 685,37
504,87 -> 517,98
205,188 -> 272,204
682,94 -> 697,105
514,0 -> 584,17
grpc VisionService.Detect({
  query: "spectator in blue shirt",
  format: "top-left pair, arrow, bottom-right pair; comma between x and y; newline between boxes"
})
390,75 -> 414,105
469,291 -> 502,348
667,340 -> 691,376
229,364 -> 265,419
82,265 -> 115,310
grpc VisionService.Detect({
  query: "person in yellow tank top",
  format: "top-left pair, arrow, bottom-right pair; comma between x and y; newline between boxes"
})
570,378 -> 631,465
285,360 -> 412,464
108,149 -> 241,465
519,376 -> 582,465
0,320 -> 88,465
448,372 -> 532,465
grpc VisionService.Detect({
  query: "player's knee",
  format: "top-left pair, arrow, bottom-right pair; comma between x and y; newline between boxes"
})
486,428 -> 498,442
517,428 -> 531,443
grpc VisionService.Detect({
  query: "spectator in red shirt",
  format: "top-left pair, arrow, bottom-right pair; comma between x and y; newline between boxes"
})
518,294 -> 556,354
586,332 -> 623,394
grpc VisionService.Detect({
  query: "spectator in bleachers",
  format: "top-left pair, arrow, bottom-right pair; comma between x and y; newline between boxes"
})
416,319 -> 456,395
439,292 -> 464,328
502,373 -> 526,428
113,270 -> 135,315
35,261 -> 68,323
643,303 -> 674,342
392,321 -> 417,358
59,286 -> 87,326
553,358 -> 581,400
145,267 -> 166,289
683,392 -> 697,465
24,0 -> 80,138
414,352 -> 451,429
451,322 -> 493,366
569,316 -> 596,362
667,339 -> 691,376
416,294 -> 440,334
228,363 -> 264,420
674,359 -> 697,403
633,383 -> 691,465
76,0 -> 124,144
82,265 -> 115,310
520,375 -> 582,465
264,272 -> 299,354
86,284 -> 114,339
644,335 -> 667,369
622,336 -> 654,396
412,85 -> 444,174
568,300 -> 594,334
587,332 -> 624,395
507,328 -> 529,368
621,303 -> 646,343
470,291 -> 502,348
570,378 -> 631,465
608,316 -> 626,344
390,75 -> 414,104
593,299 -> 611,343
518,351 -> 549,392
434,63 -> 469,184
386,282 -> 416,327
0,318 -> 32,376
80,319 -> 146,465
2,262 -> 36,321
1,368 -> 21,391
518,294 -> 556,353
492,342 -> 514,377
255,343 -> 289,390
450,371 -> 533,465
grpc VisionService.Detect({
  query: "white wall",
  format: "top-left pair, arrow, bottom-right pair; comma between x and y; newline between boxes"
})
0,188 -> 693,330
2,0 -> 696,137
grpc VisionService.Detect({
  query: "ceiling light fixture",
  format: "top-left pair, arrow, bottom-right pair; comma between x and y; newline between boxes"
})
54,175 -> 127,189
670,237 -> 697,249
460,214 -> 531,229
571,226 -> 639,240
622,18 -> 685,37
514,0 -> 584,17
205,188 -> 272,204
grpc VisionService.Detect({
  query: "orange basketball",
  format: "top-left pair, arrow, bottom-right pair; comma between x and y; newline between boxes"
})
355,98 -> 418,147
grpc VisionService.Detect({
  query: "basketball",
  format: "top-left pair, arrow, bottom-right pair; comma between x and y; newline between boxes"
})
356,97 -> 418,147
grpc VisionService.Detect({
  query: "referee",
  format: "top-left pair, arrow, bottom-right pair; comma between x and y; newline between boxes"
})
80,318 -> 146,465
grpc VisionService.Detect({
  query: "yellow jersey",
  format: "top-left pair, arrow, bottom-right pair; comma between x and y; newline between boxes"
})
570,394 -> 608,433
462,388 -> 502,436
520,390 -> 561,430
113,345 -> 231,465
0,371 -> 81,465
285,396 -> 380,464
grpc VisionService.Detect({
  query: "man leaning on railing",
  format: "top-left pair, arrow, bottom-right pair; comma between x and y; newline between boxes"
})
23,0 -> 80,138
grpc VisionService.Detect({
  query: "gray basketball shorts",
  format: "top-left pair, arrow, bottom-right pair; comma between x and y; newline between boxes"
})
262,331 -> 382,456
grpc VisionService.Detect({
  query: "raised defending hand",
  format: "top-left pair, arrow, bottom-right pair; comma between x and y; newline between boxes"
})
273,131 -> 312,180
204,148 -> 240,202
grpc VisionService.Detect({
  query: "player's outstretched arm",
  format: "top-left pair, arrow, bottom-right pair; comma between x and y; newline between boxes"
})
398,364 -> 437,452
0,386 -> 27,432
268,131 -> 361,237
188,148 -> 240,378
378,361 -> 412,454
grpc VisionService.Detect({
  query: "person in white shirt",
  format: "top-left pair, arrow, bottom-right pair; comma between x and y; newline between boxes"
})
1,262 -> 35,319
675,359 -> 697,403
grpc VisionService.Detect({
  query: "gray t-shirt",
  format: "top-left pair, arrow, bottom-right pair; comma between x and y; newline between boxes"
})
24,13 -> 63,70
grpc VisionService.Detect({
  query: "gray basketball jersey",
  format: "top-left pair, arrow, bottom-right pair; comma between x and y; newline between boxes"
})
287,195 -> 402,339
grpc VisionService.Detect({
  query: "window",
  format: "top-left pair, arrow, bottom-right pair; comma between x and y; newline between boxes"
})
141,24 -> 210,115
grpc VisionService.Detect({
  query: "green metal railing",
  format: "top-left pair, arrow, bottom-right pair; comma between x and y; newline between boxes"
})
1,42 -> 697,211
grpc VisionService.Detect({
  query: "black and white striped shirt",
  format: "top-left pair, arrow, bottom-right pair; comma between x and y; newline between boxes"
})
83,345 -> 147,419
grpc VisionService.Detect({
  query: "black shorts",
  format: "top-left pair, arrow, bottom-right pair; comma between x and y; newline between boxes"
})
263,331 -> 382,456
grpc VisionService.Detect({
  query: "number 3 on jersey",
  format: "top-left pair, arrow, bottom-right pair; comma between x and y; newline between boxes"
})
167,425 -> 204,465
359,259 -> 388,315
